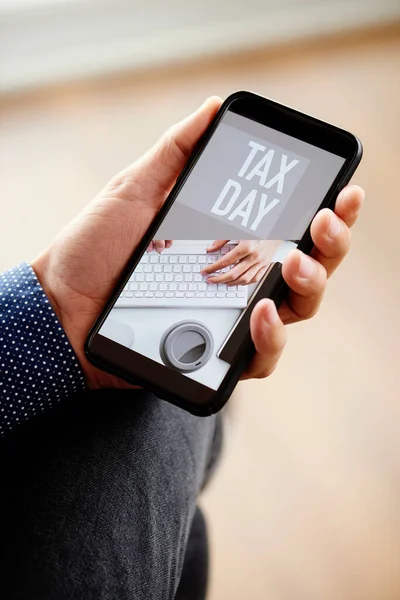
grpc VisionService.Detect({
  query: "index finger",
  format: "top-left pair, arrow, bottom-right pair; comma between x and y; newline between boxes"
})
333,185 -> 364,228
206,240 -> 229,252
308,185 -> 364,278
201,245 -> 244,275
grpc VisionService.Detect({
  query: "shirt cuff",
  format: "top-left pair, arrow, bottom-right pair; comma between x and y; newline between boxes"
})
0,263 -> 86,435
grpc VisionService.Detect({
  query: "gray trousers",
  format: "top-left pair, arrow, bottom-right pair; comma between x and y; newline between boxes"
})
0,390 -> 223,599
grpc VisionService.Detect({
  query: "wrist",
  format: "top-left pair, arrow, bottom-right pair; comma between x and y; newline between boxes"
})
31,252 -> 63,327
30,253 -> 87,380
30,254 -> 132,390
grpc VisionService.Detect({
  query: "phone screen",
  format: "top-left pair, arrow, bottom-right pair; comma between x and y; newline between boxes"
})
99,110 -> 345,391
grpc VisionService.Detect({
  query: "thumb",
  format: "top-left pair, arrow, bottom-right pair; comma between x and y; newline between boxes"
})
114,96 -> 222,198
243,299 -> 286,379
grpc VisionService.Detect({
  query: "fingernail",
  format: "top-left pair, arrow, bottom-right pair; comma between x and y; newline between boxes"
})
297,254 -> 314,279
326,214 -> 343,239
263,300 -> 279,325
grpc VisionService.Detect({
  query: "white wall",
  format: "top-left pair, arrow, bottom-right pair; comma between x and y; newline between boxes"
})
1,0 -> 399,94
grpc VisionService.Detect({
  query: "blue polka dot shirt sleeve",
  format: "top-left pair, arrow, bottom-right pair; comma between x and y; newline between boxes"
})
0,263 -> 86,435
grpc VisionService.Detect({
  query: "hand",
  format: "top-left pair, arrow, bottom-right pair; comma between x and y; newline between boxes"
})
147,240 -> 173,253
243,184 -> 365,378
32,97 -> 223,389
31,97 -> 364,388
201,239 -> 279,285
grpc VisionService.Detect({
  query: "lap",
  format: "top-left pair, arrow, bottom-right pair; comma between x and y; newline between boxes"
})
0,389 -> 223,600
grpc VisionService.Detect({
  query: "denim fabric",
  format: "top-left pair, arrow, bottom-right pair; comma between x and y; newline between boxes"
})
0,389 -> 223,600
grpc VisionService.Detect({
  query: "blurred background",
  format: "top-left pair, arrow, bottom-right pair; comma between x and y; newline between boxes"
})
1,1 -> 400,598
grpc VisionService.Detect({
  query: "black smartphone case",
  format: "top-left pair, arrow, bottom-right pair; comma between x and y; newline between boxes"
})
85,91 -> 363,416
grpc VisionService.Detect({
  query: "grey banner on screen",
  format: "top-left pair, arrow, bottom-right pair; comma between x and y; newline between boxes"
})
158,112 -> 345,241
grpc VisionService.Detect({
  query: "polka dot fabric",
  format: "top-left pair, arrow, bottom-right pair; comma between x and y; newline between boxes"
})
0,263 -> 86,436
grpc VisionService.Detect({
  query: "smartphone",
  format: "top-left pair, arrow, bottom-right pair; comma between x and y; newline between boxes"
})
85,91 -> 362,416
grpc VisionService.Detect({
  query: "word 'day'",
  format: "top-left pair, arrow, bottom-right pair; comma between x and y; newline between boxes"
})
211,141 -> 300,232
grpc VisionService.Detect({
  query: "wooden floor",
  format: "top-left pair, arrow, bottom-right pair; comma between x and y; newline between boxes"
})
1,25 -> 399,600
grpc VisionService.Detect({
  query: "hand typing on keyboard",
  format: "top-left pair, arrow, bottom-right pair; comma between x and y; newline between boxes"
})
117,241 -> 250,308
201,239 -> 281,286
